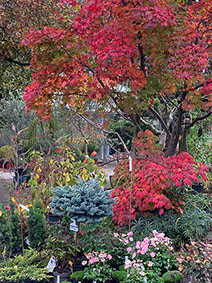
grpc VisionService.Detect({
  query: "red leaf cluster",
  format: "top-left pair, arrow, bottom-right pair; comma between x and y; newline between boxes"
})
111,131 -> 209,226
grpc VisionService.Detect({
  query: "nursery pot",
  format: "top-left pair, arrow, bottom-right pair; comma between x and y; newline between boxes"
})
53,271 -> 71,283
46,213 -> 62,225
192,184 -> 203,193
14,168 -> 31,185
73,264 -> 85,273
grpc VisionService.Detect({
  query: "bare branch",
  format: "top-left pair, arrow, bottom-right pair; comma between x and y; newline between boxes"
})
187,111 -> 212,130
149,107 -> 171,137
69,109 -> 130,154
139,117 -> 161,135
4,57 -> 30,66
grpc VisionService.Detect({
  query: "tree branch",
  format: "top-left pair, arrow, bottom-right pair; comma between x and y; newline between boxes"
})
69,109 -> 130,154
139,117 -> 161,135
149,107 -> 171,137
187,111 -> 212,130
4,57 -> 30,66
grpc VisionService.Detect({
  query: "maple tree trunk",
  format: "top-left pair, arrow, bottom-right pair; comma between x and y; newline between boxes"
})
183,126 -> 189,153
164,92 -> 186,157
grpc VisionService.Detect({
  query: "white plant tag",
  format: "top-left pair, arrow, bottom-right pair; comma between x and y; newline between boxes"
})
19,204 -> 29,212
129,156 -> 132,172
70,219 -> 78,232
46,256 -> 56,272
25,237 -> 30,246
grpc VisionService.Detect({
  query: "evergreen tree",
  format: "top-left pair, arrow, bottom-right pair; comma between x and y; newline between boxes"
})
0,204 -> 11,252
9,202 -> 22,254
51,178 -> 116,223
27,201 -> 46,250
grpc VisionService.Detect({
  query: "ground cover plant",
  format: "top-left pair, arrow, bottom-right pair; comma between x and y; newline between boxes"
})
0,249 -> 51,283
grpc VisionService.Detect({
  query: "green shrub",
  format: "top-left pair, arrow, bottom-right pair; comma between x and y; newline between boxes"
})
0,145 -> 14,163
27,201 -> 46,249
9,202 -> 22,254
162,271 -> 184,282
0,204 -> 11,253
70,270 -> 85,281
131,193 -> 212,244
51,177 -> 116,223
112,270 -> 127,282
0,249 -> 51,282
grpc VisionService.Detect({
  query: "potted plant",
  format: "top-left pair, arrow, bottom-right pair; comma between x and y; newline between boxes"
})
50,177 -> 116,273
45,216 -> 79,283
113,230 -> 179,283
71,251 -> 113,283
0,249 -> 52,283
50,177 -> 116,224
27,200 -> 46,250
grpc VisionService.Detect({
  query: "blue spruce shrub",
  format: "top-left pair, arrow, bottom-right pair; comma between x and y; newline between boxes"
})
50,178 -> 116,223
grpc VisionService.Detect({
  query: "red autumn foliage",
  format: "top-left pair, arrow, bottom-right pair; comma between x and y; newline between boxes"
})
20,0 -> 211,117
111,130 -> 209,226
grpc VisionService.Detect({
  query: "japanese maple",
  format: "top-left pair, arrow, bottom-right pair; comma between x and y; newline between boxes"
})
18,0 -> 212,155
111,130 -> 209,226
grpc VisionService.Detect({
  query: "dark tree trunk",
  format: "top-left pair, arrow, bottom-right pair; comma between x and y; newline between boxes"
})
164,91 -> 187,156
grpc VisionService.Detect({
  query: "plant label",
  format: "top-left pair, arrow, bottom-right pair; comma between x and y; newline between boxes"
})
25,237 -> 30,246
129,156 -> 132,172
19,204 -> 30,212
70,219 -> 78,232
46,256 -> 56,272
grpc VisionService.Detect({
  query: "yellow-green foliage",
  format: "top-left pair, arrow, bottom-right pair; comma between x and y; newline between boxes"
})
0,249 -> 51,283
0,145 -> 14,162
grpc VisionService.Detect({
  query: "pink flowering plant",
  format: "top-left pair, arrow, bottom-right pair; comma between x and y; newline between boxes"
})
82,251 -> 113,282
115,230 -> 177,282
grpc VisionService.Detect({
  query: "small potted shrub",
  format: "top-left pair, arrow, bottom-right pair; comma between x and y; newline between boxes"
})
27,201 -> 46,250
114,230 -> 179,283
50,177 -> 116,275
50,177 -> 116,224
45,216 -> 79,282
0,249 -> 51,282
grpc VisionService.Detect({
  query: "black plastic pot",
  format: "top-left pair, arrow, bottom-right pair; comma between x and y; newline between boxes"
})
73,264 -> 85,273
14,168 -> 31,185
192,184 -> 203,193
46,213 -> 62,225
53,271 -> 71,283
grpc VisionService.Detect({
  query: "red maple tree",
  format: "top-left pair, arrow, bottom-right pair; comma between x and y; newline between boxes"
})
111,130 -> 209,226
16,0 -> 212,155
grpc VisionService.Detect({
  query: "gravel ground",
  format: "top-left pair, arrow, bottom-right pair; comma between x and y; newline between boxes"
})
0,170 -> 14,206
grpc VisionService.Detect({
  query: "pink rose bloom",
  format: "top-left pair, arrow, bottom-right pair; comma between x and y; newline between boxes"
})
107,254 -> 112,260
140,249 -> 146,255
127,231 -> 133,237
124,239 -> 129,244
94,257 -> 99,262
89,258 -> 95,264
82,260 -> 87,265
127,247 -> 132,252
150,252 -> 156,258
129,237 -> 134,242
101,258 -> 106,262
136,241 -> 141,249
151,240 -> 156,247
148,261 -> 153,267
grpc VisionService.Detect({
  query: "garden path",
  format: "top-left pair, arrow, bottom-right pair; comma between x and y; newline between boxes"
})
0,170 -> 14,205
